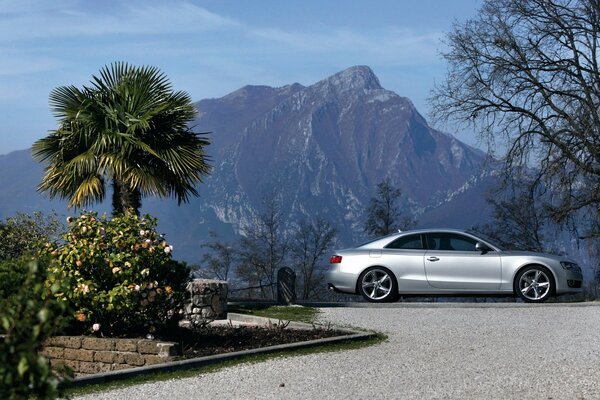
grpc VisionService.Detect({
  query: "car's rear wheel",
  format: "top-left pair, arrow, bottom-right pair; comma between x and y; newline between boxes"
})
358,267 -> 398,302
514,265 -> 554,303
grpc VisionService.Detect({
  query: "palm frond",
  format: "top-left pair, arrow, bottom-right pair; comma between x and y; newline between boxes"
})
34,62 -> 211,212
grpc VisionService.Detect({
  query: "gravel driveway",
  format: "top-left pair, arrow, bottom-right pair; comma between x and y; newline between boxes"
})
75,303 -> 600,400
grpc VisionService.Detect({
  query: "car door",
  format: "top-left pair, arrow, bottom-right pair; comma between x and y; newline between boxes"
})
380,233 -> 429,291
423,232 -> 501,290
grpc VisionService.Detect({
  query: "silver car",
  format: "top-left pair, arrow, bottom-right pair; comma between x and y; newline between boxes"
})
326,229 -> 583,303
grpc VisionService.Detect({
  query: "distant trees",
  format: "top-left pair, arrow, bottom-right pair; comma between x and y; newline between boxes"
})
236,196 -> 288,299
364,178 -> 415,237
430,0 -> 600,238
476,184 -> 549,252
200,231 -> 236,281
289,218 -> 337,300
198,196 -> 337,300
32,62 -> 211,215
0,212 -> 62,261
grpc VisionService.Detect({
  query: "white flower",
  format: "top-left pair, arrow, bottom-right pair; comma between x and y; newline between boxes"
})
140,230 -> 146,236
92,323 -> 100,332
134,284 -> 140,291
77,283 -> 90,294
164,245 -> 173,254
145,239 -> 152,244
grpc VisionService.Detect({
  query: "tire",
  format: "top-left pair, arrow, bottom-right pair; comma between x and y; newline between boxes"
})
514,265 -> 555,303
358,267 -> 398,303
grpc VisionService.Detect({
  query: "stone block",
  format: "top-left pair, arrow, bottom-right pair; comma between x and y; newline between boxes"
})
137,340 -> 178,356
157,342 -> 180,357
64,348 -> 95,362
123,353 -> 145,366
115,339 -> 138,352
45,336 -> 82,349
39,346 -> 64,359
59,359 -> 79,373
82,337 -> 115,351
137,340 -> 160,355
201,307 -> 214,318
144,354 -> 175,366
78,361 -> 105,375
113,352 -> 127,364
111,363 -> 132,371
94,351 -> 116,363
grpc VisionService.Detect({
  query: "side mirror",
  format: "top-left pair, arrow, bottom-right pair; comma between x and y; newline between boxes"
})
475,242 -> 490,254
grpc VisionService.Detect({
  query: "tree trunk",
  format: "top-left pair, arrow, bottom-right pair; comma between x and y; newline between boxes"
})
112,178 -> 141,216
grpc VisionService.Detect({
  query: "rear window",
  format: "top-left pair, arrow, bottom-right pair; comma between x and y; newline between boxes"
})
385,234 -> 424,250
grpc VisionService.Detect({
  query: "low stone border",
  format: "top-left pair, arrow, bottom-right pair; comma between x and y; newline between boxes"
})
41,337 -> 179,375
70,314 -> 375,387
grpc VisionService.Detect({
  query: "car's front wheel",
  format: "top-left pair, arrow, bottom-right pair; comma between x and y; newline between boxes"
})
358,267 -> 398,302
514,265 -> 554,303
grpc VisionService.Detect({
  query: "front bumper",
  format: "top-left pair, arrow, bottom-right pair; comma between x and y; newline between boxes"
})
556,268 -> 584,294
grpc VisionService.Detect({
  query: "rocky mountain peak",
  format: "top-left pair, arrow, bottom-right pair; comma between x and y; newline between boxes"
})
314,65 -> 382,95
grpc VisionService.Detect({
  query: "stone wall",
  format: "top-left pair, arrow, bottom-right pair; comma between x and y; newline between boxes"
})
40,279 -> 227,375
184,279 -> 228,323
41,336 -> 179,375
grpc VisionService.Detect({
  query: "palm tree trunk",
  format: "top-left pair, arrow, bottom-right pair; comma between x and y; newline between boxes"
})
112,178 -> 142,216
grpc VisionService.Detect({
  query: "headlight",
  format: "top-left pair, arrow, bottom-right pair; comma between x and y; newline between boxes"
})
560,261 -> 580,271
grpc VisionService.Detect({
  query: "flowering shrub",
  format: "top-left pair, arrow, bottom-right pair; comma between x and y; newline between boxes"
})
43,211 -> 190,337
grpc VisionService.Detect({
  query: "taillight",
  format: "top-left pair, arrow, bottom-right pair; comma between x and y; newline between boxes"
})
329,255 -> 342,264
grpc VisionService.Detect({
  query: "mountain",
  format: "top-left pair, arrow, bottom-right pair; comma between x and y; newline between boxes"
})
0,66 -> 494,262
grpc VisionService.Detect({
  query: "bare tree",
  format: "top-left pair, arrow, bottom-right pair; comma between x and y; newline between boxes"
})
430,0 -> 600,237
364,178 -> 415,237
290,217 -> 337,300
199,231 -> 237,281
476,184 -> 548,252
237,195 -> 287,299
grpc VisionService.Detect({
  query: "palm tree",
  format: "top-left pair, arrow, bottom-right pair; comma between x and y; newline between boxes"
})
32,62 -> 210,215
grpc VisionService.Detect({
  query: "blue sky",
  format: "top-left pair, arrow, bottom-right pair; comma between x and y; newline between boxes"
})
0,0 -> 483,155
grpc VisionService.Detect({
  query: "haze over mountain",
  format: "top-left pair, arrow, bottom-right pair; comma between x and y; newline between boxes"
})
0,66 -> 494,262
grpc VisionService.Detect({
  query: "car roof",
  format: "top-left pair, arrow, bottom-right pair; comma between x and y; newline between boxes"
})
356,228 -> 484,249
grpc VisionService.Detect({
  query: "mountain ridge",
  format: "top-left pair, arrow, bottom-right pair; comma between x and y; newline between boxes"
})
0,66 -> 494,261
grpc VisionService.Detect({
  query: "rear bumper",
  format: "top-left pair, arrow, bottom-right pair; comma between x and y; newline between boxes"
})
326,269 -> 357,294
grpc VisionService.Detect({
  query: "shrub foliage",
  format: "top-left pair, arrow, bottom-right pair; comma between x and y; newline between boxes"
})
0,258 -> 72,400
43,211 -> 190,336
0,211 -> 62,261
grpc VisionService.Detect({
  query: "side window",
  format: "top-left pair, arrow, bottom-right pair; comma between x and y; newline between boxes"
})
426,233 -> 478,251
386,234 -> 424,250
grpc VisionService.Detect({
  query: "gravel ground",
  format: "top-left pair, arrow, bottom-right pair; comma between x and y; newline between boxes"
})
75,304 -> 600,400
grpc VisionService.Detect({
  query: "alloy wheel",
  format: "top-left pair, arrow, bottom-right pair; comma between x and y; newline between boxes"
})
361,269 -> 393,301
518,269 -> 551,301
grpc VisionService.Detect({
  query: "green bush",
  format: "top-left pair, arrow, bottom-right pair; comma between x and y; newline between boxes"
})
0,212 -> 62,261
0,258 -> 72,400
0,257 -> 30,299
43,211 -> 190,337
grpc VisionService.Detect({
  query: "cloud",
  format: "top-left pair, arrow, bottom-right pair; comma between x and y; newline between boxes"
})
249,26 -> 442,66
0,49 -> 61,76
0,1 -> 240,42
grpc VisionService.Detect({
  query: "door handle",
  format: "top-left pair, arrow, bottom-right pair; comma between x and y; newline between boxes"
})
427,256 -> 440,262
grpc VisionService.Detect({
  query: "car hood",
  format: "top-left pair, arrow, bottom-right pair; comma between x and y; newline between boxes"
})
499,250 -> 571,262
